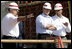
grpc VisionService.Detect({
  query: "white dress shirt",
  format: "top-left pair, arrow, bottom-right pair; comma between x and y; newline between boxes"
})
1,13 -> 20,37
52,14 -> 71,36
36,13 -> 56,34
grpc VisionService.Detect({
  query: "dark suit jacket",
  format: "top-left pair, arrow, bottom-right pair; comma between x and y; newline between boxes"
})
18,21 -> 25,39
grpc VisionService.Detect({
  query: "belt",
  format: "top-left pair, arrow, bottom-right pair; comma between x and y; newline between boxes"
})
3,35 -> 17,38
38,33 -> 52,36
53,35 -> 66,38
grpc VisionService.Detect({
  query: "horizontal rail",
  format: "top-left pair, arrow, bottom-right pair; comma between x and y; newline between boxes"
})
1,39 -> 71,43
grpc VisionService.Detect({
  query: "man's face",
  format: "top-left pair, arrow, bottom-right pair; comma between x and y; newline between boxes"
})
43,8 -> 50,15
12,9 -> 18,16
55,9 -> 63,15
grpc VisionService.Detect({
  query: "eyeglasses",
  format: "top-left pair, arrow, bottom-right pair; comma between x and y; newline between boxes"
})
13,9 -> 19,12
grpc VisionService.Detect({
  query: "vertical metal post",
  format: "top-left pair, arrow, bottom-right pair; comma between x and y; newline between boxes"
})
68,1 -> 71,22
18,1 -> 20,5
58,37 -> 60,48
29,3 -> 31,39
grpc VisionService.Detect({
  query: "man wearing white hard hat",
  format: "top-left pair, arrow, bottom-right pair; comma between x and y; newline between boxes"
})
52,3 -> 71,48
1,2 -> 34,48
36,2 -> 57,48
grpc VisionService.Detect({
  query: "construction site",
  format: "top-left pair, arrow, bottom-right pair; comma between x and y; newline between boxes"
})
1,1 -> 71,48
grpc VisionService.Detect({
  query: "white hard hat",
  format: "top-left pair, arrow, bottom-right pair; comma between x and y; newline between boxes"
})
8,2 -> 20,10
43,2 -> 52,10
54,3 -> 63,10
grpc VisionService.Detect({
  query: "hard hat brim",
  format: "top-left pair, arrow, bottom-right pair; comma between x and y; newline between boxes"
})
43,7 -> 52,10
54,7 -> 63,10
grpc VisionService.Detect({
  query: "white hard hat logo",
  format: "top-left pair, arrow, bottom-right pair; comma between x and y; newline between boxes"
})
43,5 -> 51,7
55,5 -> 62,8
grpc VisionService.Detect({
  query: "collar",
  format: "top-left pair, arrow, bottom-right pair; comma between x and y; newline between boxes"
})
8,13 -> 18,18
55,14 -> 64,19
8,13 -> 14,16
42,13 -> 51,18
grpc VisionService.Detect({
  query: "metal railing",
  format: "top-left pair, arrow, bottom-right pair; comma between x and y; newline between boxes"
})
1,39 -> 71,43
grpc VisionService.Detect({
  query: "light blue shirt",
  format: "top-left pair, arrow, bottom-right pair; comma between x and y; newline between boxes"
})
36,13 -> 56,34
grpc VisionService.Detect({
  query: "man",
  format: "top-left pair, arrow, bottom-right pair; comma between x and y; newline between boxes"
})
36,2 -> 57,48
1,2 -> 34,48
52,3 -> 71,48
17,21 -> 27,48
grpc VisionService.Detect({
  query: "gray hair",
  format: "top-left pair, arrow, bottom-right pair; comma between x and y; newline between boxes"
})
7,8 -> 19,12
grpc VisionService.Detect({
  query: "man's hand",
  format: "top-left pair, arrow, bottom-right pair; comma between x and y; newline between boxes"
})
46,24 -> 56,30
63,22 -> 68,26
27,13 -> 34,18
46,24 -> 52,29
48,26 -> 56,30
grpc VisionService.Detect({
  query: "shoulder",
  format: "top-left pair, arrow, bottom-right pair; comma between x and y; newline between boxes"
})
62,16 -> 69,21
6,13 -> 16,18
52,15 -> 57,20
52,15 -> 56,18
36,14 -> 44,19
5,13 -> 13,20
62,16 -> 68,19
2,13 -> 11,20
19,22 -> 22,25
6,13 -> 12,17
49,16 -> 53,19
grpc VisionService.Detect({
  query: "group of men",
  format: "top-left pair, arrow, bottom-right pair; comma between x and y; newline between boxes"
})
36,2 -> 71,48
1,2 -> 71,48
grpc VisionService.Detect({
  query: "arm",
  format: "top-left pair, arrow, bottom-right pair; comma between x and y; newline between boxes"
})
36,16 -> 56,30
36,16 -> 52,29
46,24 -> 52,29
17,16 -> 26,22
63,21 -> 71,33
47,17 -> 56,30
62,18 -> 71,33
48,25 -> 57,30
17,14 -> 34,22
36,16 -> 47,28
9,14 -> 34,25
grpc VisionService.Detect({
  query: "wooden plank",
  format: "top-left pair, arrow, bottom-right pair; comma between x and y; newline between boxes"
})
1,39 -> 71,43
